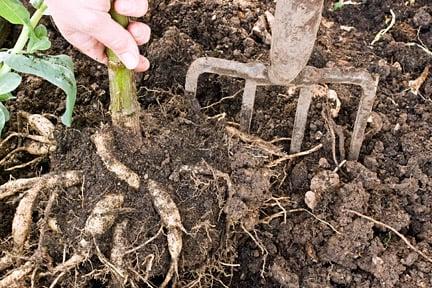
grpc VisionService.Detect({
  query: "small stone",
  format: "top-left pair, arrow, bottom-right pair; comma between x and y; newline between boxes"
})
318,157 -> 330,168
314,131 -> 323,140
305,191 -> 318,210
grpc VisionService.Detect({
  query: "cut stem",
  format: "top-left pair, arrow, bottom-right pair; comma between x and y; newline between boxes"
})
107,7 -> 142,150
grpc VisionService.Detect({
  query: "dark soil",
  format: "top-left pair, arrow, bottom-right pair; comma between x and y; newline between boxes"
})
1,0 -> 432,287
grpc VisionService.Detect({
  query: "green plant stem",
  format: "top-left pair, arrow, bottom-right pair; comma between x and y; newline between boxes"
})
107,8 -> 142,150
0,3 -> 47,77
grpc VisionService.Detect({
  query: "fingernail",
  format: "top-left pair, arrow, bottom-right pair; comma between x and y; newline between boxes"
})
120,52 -> 138,69
117,0 -> 132,13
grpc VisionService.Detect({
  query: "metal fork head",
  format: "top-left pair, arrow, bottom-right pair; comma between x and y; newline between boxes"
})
184,0 -> 378,161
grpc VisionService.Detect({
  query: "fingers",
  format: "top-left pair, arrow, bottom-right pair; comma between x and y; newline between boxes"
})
114,0 -> 148,17
135,55 -> 150,72
62,31 -> 108,64
87,14 -> 141,69
128,22 -> 151,45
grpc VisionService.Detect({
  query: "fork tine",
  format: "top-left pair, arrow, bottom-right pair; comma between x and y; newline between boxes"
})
239,80 -> 258,131
294,67 -> 379,160
290,86 -> 314,153
185,57 -> 268,125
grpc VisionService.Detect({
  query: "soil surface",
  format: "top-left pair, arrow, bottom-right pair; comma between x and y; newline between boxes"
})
1,0 -> 432,287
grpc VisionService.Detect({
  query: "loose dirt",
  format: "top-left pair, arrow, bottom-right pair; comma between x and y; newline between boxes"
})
1,0 -> 432,287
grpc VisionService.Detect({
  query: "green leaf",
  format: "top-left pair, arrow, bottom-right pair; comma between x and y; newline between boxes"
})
0,0 -> 31,26
0,101 -> 9,135
0,92 -> 15,101
4,54 -> 76,126
0,71 -> 22,95
27,24 -> 51,53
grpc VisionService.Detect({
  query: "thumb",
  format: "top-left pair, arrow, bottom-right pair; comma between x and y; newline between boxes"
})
88,13 -> 140,69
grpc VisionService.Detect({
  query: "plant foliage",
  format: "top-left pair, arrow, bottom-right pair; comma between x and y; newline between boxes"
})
0,0 -> 76,135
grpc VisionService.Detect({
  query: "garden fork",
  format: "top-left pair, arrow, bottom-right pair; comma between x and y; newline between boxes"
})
185,0 -> 379,161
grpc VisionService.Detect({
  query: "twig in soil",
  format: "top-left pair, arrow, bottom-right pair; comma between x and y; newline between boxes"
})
91,131 -> 140,190
225,124 -> 323,166
266,144 -> 323,168
345,209 -> 432,263
371,9 -> 396,45
261,208 -> 342,235
207,113 -> 226,121
147,179 -> 186,288
0,171 -> 82,200
332,118 -> 346,161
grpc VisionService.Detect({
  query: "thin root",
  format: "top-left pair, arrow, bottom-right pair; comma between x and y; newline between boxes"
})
261,208 -> 341,235
125,226 -> 163,255
241,224 -> 268,278
345,209 -> 432,263
267,144 -> 323,167
225,126 -> 285,157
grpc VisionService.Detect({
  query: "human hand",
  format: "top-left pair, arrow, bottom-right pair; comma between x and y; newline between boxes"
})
45,0 -> 151,72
